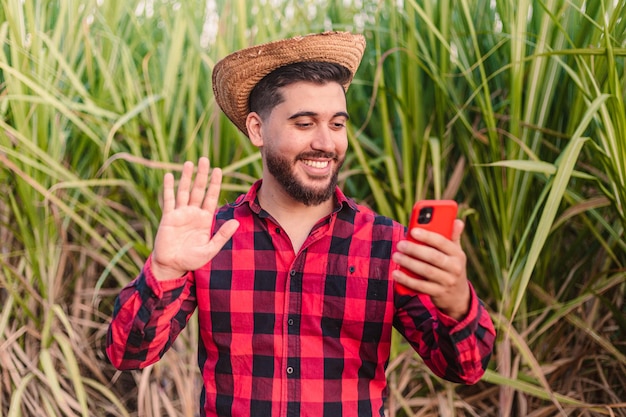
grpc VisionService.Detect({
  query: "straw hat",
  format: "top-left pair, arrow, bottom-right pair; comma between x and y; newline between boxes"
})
212,31 -> 366,136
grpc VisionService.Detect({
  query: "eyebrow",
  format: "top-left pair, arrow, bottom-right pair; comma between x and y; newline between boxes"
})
288,111 -> 350,120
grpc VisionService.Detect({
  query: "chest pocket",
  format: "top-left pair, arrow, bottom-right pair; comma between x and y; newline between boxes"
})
302,258 -> 392,343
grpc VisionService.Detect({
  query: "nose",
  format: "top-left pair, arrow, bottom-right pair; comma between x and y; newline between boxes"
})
311,126 -> 335,152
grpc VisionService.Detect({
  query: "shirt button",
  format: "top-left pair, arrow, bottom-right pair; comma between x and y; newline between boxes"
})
288,318 -> 294,326
275,227 -> 280,233
286,366 -> 294,375
290,270 -> 296,276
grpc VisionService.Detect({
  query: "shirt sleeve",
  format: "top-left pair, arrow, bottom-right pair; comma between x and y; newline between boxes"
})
106,255 -> 197,370
393,282 -> 496,384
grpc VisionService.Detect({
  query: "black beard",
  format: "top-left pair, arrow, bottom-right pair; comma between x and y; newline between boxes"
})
265,150 -> 343,206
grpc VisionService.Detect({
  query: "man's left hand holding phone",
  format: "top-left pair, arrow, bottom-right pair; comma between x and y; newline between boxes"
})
391,200 -> 472,321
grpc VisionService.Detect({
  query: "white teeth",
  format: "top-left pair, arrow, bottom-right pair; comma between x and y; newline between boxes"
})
302,160 -> 329,169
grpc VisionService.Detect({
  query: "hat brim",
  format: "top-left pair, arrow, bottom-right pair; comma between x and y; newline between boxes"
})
212,31 -> 366,137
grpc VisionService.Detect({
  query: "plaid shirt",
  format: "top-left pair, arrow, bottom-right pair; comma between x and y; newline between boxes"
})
107,181 -> 495,417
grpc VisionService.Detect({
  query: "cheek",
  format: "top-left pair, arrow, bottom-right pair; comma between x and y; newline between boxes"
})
262,136 -> 297,160
335,135 -> 349,155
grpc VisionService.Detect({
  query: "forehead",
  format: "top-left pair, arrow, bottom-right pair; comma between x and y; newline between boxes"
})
277,81 -> 347,110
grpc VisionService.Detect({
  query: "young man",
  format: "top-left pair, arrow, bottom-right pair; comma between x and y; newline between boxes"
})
107,31 -> 495,417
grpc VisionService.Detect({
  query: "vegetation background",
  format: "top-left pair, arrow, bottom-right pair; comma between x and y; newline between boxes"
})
1,0 -> 625,415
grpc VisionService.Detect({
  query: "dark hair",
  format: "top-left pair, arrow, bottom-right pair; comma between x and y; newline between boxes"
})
249,61 -> 352,120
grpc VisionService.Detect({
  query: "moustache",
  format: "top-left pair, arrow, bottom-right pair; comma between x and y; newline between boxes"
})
296,152 -> 339,161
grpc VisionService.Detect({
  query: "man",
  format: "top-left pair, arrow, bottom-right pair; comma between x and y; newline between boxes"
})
107,31 -> 496,417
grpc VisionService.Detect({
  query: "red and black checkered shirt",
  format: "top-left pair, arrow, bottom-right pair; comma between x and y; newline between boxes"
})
107,181 -> 495,417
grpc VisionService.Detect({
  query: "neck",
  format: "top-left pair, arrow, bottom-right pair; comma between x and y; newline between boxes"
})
256,179 -> 335,225
258,183 -> 334,253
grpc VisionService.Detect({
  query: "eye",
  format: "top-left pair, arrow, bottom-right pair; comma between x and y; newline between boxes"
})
331,120 -> 346,130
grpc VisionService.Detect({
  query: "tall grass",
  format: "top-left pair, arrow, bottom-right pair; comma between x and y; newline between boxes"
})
349,0 -> 626,415
1,0 -> 625,416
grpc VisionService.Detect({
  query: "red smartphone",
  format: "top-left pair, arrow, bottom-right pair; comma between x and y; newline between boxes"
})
396,200 -> 458,295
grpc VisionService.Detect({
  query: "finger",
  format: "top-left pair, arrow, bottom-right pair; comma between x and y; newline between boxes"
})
188,157 -> 210,206
175,161 -> 195,207
393,267 -> 440,295
394,266 -> 471,319
451,219 -> 465,245
206,219 -> 240,256
202,167 -> 223,213
162,172 -> 175,214
393,248 -> 442,282
396,238 -> 445,266
393,256 -> 458,291
408,227 -> 455,255
395,239 -> 464,280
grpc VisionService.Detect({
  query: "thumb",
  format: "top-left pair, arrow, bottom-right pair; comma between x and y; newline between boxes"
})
207,219 -> 240,255
451,219 -> 465,244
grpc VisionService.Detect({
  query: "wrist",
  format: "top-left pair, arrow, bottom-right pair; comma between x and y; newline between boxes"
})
151,259 -> 187,281
439,285 -> 472,321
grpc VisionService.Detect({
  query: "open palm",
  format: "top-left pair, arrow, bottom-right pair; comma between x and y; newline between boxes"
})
151,157 -> 239,280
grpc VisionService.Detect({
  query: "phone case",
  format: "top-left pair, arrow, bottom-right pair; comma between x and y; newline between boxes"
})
396,200 -> 458,295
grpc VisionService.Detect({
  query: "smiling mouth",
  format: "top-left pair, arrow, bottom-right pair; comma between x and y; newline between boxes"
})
302,159 -> 330,169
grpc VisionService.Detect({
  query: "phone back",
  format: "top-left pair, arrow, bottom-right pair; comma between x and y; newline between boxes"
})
406,200 -> 458,241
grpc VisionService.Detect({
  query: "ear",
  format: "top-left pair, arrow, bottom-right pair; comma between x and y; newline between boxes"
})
246,112 -> 264,147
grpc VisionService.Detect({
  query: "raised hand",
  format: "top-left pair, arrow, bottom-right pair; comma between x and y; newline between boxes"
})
392,219 -> 471,320
151,157 -> 239,280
